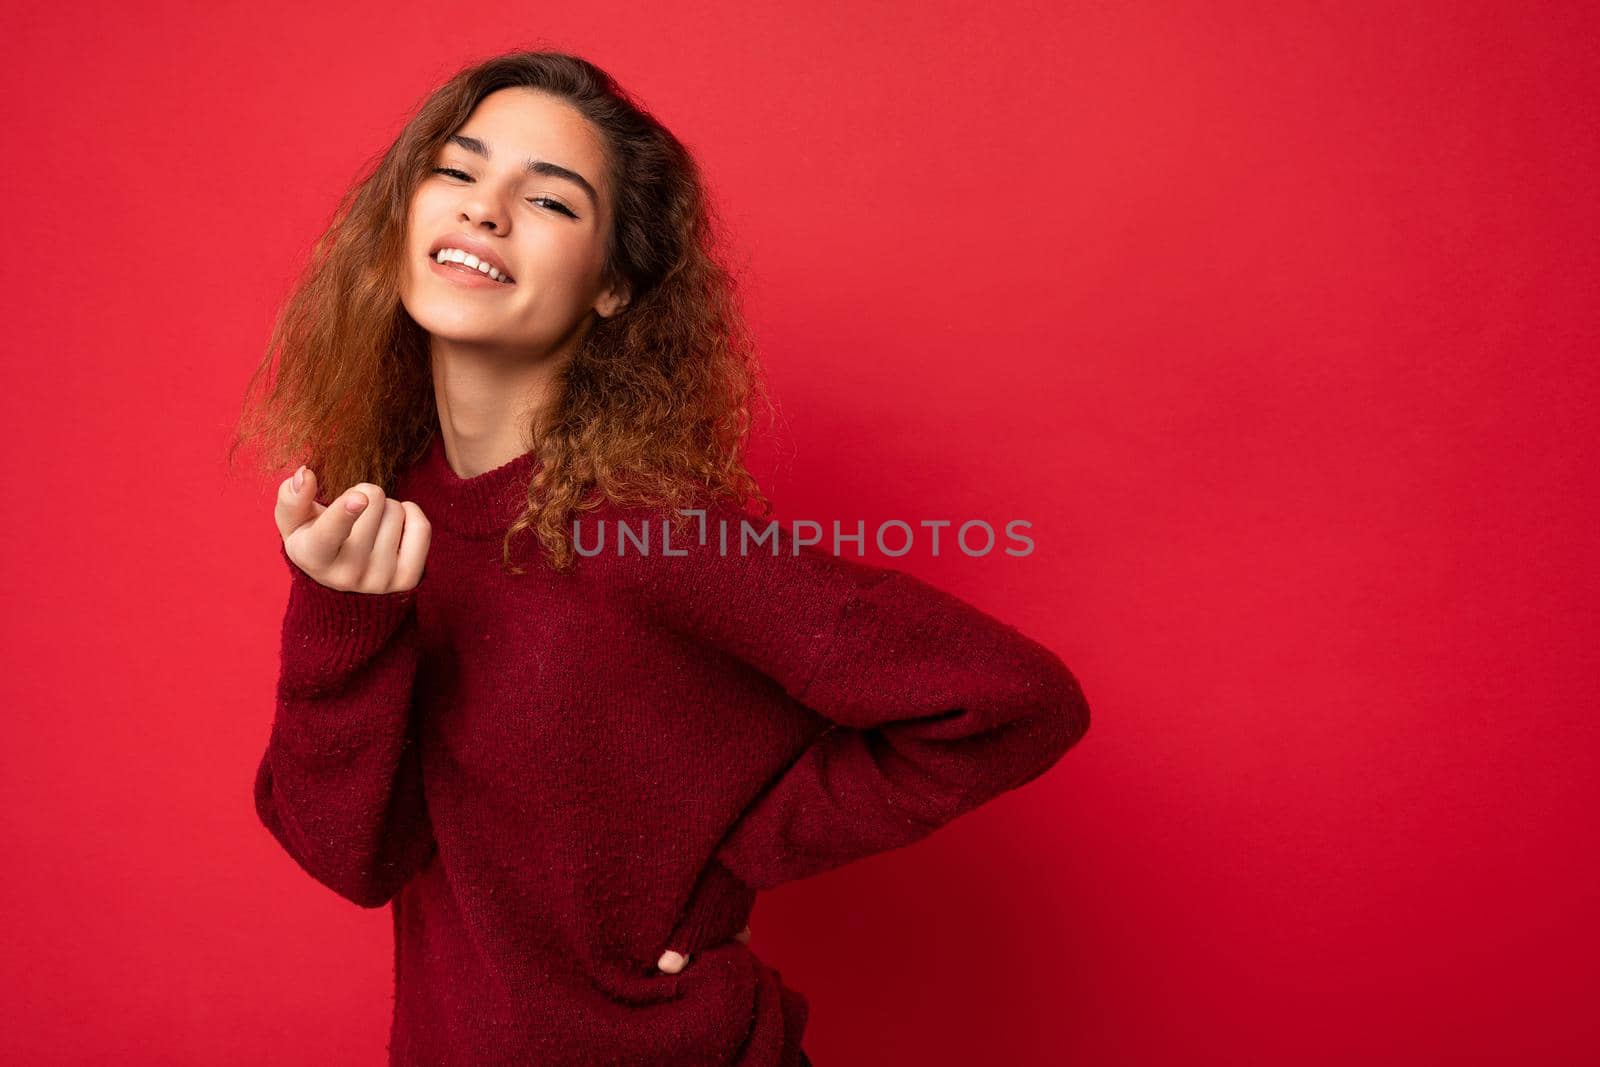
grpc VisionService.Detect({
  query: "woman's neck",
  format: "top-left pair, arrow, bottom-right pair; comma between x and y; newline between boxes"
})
428,339 -> 567,479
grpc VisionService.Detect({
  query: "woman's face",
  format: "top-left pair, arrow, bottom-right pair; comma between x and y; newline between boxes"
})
400,88 -> 628,357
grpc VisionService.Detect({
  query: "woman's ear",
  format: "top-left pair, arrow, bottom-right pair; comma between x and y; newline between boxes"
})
595,280 -> 631,319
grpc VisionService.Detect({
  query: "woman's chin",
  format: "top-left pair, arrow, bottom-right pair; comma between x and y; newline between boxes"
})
408,304 -> 516,340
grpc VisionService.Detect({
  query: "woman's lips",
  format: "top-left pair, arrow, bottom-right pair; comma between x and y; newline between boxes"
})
428,255 -> 515,289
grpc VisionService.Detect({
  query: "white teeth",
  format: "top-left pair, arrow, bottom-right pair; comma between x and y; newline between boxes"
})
432,247 -> 512,283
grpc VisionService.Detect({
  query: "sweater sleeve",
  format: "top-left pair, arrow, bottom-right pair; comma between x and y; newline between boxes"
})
640,503 -> 1091,894
252,540 -> 436,908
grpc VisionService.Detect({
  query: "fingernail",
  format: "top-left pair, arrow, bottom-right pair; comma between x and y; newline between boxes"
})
346,493 -> 368,513
292,465 -> 305,492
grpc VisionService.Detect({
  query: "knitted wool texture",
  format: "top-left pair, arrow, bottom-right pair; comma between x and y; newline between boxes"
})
254,431 -> 1091,1066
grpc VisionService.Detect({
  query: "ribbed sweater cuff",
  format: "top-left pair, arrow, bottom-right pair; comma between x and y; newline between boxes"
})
277,540 -> 419,694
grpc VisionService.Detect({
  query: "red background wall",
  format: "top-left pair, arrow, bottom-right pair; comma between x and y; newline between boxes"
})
2,2 -> 1594,1063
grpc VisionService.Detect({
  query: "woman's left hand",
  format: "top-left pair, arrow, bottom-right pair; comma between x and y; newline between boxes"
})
657,923 -> 752,973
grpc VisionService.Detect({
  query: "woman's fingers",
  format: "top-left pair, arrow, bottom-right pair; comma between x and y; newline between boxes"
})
367,499 -> 407,588
274,466 -> 324,541
656,925 -> 752,973
276,468 -> 431,593
290,482 -> 382,575
392,501 -> 431,591
335,483 -> 388,574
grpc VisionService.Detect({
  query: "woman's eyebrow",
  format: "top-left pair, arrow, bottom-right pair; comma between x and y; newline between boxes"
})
445,133 -> 598,212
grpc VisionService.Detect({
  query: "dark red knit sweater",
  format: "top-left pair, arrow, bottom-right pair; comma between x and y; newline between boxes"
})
253,431 -> 1091,1066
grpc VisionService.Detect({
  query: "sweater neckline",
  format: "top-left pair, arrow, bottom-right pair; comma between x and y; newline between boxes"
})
403,430 -> 544,540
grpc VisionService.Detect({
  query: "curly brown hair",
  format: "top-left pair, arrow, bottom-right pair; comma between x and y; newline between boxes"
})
230,49 -> 776,573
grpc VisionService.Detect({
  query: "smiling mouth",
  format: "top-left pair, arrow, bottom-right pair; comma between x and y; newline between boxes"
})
425,255 -> 518,289
427,249 -> 516,285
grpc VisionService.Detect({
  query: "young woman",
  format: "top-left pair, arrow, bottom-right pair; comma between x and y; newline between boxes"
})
235,50 -> 1090,1067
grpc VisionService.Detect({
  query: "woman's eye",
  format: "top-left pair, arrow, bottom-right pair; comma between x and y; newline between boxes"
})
430,168 -> 576,219
527,196 -> 577,218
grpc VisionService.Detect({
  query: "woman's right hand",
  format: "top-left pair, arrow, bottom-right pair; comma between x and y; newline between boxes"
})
275,464 -> 432,593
